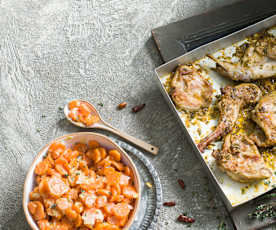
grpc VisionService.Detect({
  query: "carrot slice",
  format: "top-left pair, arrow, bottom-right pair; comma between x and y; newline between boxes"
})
95,196 -> 107,208
88,140 -> 100,149
104,203 -> 115,215
104,167 -> 121,186
107,215 -> 128,227
73,201 -> 84,213
84,114 -> 99,126
28,201 -> 46,221
48,142 -> 66,160
94,222 -> 120,230
80,192 -> 96,208
65,208 -> 78,220
122,186 -> 138,199
72,143 -> 88,153
37,219 -> 51,230
79,103 -> 92,116
68,100 -> 81,110
35,161 -> 49,176
119,175 -> 130,187
111,161 -> 124,171
82,208 -> 104,228
55,164 -> 68,176
124,166 -> 131,176
109,150 -> 121,162
56,198 -> 72,212
47,176 -> 69,198
112,203 -> 130,219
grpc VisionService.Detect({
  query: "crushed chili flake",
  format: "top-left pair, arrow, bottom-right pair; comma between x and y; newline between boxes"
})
178,179 -> 185,189
177,214 -> 195,223
163,202 -> 176,207
132,104 -> 145,113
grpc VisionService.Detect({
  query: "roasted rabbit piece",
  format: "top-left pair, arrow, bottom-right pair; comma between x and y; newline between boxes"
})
198,83 -> 262,152
212,133 -> 272,183
208,35 -> 276,81
170,65 -> 213,111
250,91 -> 276,147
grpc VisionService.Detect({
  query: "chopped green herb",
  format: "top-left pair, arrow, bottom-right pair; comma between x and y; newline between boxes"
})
41,115 -> 46,118
51,204 -> 57,209
98,102 -> 104,107
218,221 -> 227,230
58,106 -> 63,111
264,180 -> 271,185
64,174 -> 68,178
81,189 -> 85,193
36,129 -> 41,133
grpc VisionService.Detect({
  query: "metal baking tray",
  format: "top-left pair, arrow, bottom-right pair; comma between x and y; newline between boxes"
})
155,15 -> 276,211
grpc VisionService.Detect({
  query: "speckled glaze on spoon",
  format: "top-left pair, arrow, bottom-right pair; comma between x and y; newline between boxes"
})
64,100 -> 159,155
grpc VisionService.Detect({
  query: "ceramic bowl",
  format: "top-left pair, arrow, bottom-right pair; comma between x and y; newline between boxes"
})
23,132 -> 141,230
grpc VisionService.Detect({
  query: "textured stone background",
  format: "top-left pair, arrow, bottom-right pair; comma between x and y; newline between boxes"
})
1,0 -> 274,229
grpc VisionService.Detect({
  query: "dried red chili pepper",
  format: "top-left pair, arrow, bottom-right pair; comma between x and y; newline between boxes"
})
132,104 -> 145,113
177,214 -> 195,223
163,202 -> 176,207
178,179 -> 185,189
118,102 -> 127,110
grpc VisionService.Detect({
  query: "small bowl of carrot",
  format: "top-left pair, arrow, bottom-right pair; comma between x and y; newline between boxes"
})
23,132 -> 140,230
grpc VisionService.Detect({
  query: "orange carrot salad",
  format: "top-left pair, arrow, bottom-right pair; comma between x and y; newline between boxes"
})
28,141 -> 138,230
68,100 -> 99,126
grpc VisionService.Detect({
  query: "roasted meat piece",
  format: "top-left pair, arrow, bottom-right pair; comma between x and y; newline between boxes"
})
212,133 -> 272,183
198,83 -> 262,152
208,34 -> 276,81
250,91 -> 276,147
170,65 -> 213,111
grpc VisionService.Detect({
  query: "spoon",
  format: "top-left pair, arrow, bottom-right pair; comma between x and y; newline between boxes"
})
64,100 -> 159,155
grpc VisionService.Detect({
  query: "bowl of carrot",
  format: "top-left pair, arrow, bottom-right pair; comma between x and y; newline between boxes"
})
23,132 -> 140,230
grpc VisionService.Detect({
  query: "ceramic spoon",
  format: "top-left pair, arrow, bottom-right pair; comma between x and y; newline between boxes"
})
64,100 -> 159,155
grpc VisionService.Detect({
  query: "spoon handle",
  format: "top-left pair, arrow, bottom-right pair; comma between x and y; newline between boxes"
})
95,122 -> 159,155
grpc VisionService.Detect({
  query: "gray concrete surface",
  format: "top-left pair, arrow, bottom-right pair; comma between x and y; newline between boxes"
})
1,0 -> 273,229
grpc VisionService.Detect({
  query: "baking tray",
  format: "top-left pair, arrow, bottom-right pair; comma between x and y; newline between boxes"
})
155,15 -> 276,211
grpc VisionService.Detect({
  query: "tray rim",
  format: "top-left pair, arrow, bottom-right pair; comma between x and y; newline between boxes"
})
154,14 -> 276,211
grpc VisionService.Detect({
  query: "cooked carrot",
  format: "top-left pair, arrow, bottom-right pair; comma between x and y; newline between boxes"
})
63,149 -> 79,162
107,215 -> 128,227
80,192 -> 96,208
37,219 -> 51,230
124,166 -> 131,176
35,161 -> 49,176
122,186 -> 138,199
56,198 -> 72,212
72,142 -> 88,153
79,103 -> 91,116
55,164 -> 68,176
119,175 -> 130,187
84,114 -> 99,126
96,189 -> 111,197
109,150 -> 121,162
69,109 -> 79,122
68,100 -> 81,110
113,203 -> 130,219
94,222 -> 120,230
96,196 -> 107,208
87,148 -> 102,163
47,176 -> 69,198
111,161 -> 124,171
82,208 -> 104,228
73,201 -> 84,213
88,140 -> 100,149
28,201 -> 46,221
75,214 -> 83,227
48,142 -> 66,160
99,147 -> 107,159
65,208 -> 78,220
104,167 -> 121,186
104,203 -> 115,215
29,187 -> 41,201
